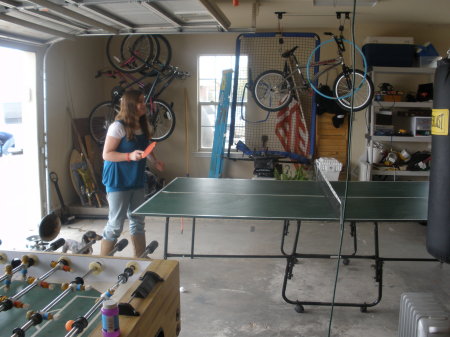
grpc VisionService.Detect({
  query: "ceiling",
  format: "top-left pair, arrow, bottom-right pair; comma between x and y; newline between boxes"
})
0,0 -> 231,45
1,0 -> 449,45
218,0 -> 450,30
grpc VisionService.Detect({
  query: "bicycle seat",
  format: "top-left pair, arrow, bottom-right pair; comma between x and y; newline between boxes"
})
111,86 -> 124,99
281,46 -> 298,58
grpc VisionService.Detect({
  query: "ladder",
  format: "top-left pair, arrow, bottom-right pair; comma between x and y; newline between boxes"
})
208,69 -> 233,178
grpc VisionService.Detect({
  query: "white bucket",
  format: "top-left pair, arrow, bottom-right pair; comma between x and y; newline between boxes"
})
367,146 -> 383,164
359,161 -> 370,181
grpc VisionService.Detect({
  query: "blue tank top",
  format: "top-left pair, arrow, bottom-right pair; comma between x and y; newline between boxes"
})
102,124 -> 149,193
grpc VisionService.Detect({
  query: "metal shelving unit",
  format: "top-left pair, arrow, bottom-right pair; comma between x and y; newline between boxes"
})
370,169 -> 430,177
365,67 -> 435,180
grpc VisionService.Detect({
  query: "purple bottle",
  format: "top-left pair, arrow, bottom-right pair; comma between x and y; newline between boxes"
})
101,300 -> 120,337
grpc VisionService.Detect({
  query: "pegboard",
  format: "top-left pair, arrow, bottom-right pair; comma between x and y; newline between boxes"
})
228,32 -> 320,162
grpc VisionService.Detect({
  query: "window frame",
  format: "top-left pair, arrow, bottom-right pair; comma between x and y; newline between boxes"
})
197,54 -> 248,153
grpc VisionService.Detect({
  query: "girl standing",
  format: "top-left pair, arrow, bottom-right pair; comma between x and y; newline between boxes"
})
101,90 -> 156,257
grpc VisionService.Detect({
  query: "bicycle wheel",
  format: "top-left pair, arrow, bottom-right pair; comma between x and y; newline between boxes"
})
252,70 -> 293,111
154,35 -> 172,69
333,69 -> 374,112
89,101 -> 119,145
145,35 -> 172,76
147,99 -> 175,142
106,35 -> 153,73
129,34 -> 158,64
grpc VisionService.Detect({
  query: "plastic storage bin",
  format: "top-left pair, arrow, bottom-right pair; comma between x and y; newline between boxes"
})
315,157 -> 342,181
419,56 -> 440,68
362,44 -> 416,69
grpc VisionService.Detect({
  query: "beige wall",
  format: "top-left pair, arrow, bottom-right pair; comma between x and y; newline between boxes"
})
42,23 -> 449,207
45,36 -> 109,210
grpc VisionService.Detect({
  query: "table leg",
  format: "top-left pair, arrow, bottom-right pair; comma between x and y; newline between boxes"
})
350,221 -> 358,255
280,220 -> 289,255
164,217 -> 170,259
190,218 -> 196,259
280,220 -> 301,256
281,220 -> 302,309
342,221 -> 358,265
282,221 -> 385,313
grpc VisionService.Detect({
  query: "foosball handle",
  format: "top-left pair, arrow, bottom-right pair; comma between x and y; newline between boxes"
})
118,302 -> 140,316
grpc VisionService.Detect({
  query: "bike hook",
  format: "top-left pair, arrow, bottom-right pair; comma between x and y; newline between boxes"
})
275,11 -> 286,45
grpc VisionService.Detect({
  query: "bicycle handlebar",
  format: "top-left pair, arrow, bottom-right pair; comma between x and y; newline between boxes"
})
128,48 -> 190,79
323,32 -> 346,53
95,70 -> 117,79
174,69 -> 190,79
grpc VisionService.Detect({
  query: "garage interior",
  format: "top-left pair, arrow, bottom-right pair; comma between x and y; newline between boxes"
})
0,0 -> 449,336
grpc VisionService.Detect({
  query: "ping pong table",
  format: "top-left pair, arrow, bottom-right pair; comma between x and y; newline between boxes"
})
134,177 -> 436,311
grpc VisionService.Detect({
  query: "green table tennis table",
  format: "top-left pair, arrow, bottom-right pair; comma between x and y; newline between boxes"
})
134,177 -> 436,311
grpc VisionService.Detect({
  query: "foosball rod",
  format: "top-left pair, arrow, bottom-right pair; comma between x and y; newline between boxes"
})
107,239 -> 128,256
0,255 -> 38,283
74,240 -> 98,254
10,261 -> 103,337
139,240 -> 159,258
0,257 -> 71,312
44,238 -> 66,252
0,239 -> 65,284
64,262 -> 139,337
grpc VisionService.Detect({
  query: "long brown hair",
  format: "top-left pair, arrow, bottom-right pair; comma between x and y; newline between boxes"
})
115,89 -> 153,140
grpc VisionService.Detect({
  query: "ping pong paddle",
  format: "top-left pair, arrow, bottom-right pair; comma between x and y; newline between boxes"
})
143,142 -> 156,157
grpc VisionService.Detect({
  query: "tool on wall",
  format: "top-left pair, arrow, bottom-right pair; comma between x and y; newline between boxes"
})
69,113 -> 103,208
49,171 -> 76,224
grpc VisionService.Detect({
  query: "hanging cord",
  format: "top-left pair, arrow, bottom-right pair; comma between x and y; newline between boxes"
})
327,5 -> 357,337
275,11 -> 286,47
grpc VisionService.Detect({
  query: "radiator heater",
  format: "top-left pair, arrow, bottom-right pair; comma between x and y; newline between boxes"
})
398,293 -> 450,337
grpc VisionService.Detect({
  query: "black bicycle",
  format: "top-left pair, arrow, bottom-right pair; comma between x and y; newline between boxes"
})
89,36 -> 188,145
106,34 -> 172,74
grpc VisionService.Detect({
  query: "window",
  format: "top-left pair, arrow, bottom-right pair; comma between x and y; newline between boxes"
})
198,55 -> 247,151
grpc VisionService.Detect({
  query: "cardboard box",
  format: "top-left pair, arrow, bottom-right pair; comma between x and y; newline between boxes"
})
383,94 -> 404,102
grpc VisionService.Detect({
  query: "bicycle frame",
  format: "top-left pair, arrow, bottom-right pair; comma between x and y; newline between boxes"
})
99,64 -> 180,105
282,32 -> 349,94
124,48 -> 188,103
142,66 -> 178,105
251,23 -> 373,114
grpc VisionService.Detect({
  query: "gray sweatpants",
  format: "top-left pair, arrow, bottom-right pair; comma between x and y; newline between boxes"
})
102,188 -> 145,241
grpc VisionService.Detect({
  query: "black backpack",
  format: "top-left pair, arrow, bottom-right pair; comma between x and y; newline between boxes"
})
407,151 -> 431,171
315,85 -> 347,128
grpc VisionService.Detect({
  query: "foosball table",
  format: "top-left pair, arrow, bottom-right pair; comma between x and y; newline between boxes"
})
0,250 -> 180,337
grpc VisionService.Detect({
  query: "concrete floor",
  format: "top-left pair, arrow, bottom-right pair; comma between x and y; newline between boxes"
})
2,216 -> 449,337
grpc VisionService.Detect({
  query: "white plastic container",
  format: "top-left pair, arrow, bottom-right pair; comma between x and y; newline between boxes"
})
315,157 -> 342,181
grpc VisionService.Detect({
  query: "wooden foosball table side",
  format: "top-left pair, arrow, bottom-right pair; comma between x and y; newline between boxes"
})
89,259 -> 181,337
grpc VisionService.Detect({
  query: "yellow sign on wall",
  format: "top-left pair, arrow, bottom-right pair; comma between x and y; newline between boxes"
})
432,109 -> 449,136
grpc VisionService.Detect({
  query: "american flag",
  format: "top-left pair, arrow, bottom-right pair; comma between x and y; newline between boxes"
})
275,99 -> 311,159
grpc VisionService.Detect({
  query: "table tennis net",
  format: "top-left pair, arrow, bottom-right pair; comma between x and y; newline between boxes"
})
314,163 -> 342,218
